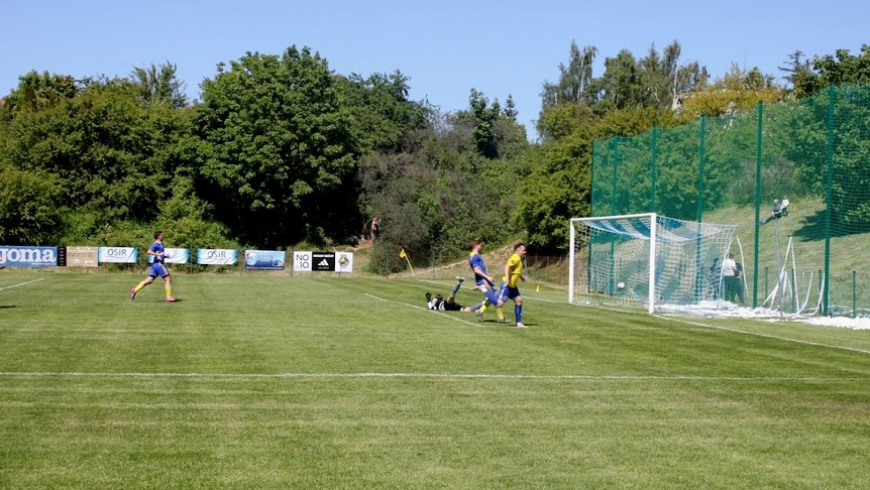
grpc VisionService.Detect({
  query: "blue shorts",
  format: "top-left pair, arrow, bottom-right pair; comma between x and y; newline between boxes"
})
148,263 -> 170,278
497,285 -> 520,302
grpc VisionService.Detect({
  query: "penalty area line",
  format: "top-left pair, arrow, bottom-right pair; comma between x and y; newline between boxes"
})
0,278 -> 45,292
363,293 -> 483,328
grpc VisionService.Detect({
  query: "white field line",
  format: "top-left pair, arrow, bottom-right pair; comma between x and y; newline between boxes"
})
0,278 -> 45,292
363,292 -> 483,328
0,371 -> 866,382
566,302 -> 870,356
665,316 -> 870,355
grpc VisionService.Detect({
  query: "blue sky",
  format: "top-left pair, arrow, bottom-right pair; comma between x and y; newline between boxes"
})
3,0 -> 867,138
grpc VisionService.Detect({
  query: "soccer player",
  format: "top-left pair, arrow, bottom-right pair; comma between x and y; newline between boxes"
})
425,276 -> 484,312
468,239 -> 504,322
130,231 -> 176,302
495,243 -> 528,327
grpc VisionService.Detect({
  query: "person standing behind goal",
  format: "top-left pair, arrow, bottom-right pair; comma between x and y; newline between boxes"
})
721,252 -> 738,304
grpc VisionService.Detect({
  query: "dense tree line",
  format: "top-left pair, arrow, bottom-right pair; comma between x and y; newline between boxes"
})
2,41 -> 868,263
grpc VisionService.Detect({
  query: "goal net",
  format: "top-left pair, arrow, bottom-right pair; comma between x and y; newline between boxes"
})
569,213 -> 737,314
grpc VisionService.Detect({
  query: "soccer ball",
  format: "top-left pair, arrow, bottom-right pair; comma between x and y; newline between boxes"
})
617,281 -> 626,290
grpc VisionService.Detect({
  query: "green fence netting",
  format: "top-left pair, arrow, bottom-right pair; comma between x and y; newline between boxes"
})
592,85 -> 870,316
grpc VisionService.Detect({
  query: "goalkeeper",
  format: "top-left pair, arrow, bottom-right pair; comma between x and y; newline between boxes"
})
426,277 -> 484,312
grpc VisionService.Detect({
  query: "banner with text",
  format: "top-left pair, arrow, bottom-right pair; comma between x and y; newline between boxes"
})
148,248 -> 189,264
197,249 -> 237,265
244,250 -> 285,270
98,247 -> 138,263
0,246 -> 60,267
66,246 -> 98,267
293,251 -> 353,272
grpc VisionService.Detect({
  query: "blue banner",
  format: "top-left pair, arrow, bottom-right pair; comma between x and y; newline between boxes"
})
0,246 -> 59,267
244,250 -> 285,270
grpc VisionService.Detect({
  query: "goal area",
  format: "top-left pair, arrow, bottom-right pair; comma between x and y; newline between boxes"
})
569,213 -> 737,314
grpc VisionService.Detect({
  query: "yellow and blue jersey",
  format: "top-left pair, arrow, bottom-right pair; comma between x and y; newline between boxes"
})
504,253 -> 524,288
147,241 -> 169,277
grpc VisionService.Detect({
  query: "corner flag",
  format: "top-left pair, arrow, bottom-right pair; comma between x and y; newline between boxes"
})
399,248 -> 414,277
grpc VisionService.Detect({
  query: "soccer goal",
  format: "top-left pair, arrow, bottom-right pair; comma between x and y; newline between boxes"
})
569,213 -> 737,314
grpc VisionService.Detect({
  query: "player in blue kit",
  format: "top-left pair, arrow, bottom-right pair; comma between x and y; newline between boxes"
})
131,231 -> 176,302
468,238 -> 505,323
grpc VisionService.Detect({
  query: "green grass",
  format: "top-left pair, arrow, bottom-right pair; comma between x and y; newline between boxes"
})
704,196 -> 870,311
2,269 -> 870,489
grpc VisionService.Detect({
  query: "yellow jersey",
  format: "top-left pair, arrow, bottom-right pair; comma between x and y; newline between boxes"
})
504,253 -> 524,288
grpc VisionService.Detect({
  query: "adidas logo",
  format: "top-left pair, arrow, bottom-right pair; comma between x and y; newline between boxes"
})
318,259 -> 329,266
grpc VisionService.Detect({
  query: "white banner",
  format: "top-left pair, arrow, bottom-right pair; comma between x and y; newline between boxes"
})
98,247 -> 138,263
66,246 -> 98,267
197,249 -> 237,265
293,251 -> 352,272
335,252 -> 353,272
293,251 -> 313,272
148,248 -> 188,264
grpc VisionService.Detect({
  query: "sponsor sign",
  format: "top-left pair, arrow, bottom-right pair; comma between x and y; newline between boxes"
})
294,251 -> 354,272
312,252 -> 335,272
0,246 -> 59,267
293,251 -> 313,272
335,252 -> 353,272
244,250 -> 285,270
147,248 -> 189,264
66,246 -> 98,268
98,247 -> 138,263
197,249 -> 237,265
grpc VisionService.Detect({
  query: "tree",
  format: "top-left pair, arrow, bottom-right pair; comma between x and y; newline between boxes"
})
541,41 -> 598,110
334,70 -> 429,153
2,77 -> 190,222
0,71 -> 77,118
194,46 -> 361,247
129,61 -> 188,108
0,168 -> 62,245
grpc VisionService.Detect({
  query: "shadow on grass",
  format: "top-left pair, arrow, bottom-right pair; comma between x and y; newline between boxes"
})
790,209 -> 870,242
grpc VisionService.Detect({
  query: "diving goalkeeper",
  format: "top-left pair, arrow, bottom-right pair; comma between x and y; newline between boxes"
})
426,277 -> 484,312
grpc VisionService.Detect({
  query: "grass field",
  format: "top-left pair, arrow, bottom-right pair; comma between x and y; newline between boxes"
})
2,269 -> 870,489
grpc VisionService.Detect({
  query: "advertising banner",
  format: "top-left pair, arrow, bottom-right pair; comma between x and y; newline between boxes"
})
98,247 -> 138,263
197,249 -> 237,265
293,251 -> 313,272
0,246 -> 60,267
147,248 -> 189,264
312,252 -> 335,271
335,252 -> 353,272
294,251 -> 354,272
244,250 -> 285,270
66,246 -> 98,267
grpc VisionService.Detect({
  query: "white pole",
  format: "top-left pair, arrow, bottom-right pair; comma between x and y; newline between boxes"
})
648,213 -> 657,314
568,220 -> 576,304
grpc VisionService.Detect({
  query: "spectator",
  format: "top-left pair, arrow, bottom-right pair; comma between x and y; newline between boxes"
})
371,217 -> 380,241
760,199 -> 783,225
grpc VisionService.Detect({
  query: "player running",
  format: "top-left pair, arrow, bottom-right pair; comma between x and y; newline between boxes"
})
130,231 -> 176,302
468,239 -> 504,323
495,243 -> 527,327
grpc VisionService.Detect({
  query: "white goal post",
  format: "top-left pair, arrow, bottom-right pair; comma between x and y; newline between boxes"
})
569,213 -> 737,314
